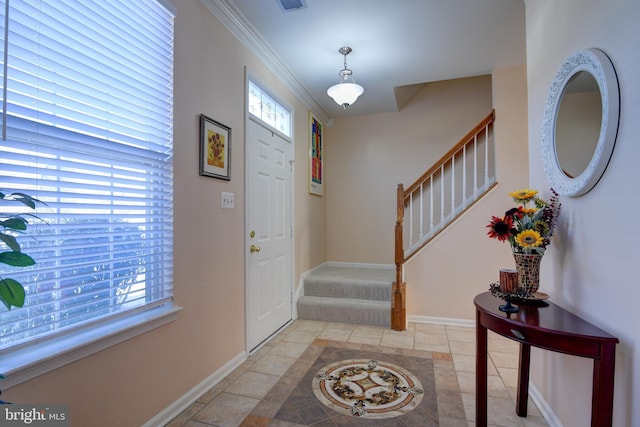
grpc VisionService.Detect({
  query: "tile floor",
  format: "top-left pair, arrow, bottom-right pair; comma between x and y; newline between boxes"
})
165,320 -> 550,427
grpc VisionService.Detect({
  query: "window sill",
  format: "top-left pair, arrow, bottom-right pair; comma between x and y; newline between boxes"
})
1,304 -> 182,390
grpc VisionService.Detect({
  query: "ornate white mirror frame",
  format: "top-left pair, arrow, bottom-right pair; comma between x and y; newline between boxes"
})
541,48 -> 620,197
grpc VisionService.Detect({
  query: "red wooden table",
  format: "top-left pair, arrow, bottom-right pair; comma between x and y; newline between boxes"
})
474,292 -> 618,426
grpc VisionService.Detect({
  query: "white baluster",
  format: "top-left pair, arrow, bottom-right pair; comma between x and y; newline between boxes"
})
408,192 -> 413,249
462,144 -> 467,208
419,183 -> 423,239
451,155 -> 455,214
440,164 -> 445,224
484,124 -> 490,185
473,134 -> 478,197
429,174 -> 434,232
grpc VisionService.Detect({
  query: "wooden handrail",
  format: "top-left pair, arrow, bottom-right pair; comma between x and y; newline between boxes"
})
391,109 -> 496,331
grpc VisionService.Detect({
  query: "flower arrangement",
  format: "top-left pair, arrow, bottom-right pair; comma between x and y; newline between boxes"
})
487,188 -> 561,255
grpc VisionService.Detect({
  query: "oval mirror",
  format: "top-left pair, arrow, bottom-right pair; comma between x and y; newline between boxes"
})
541,48 -> 619,197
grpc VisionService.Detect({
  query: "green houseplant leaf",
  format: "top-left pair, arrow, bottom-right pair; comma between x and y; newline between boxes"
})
0,251 -> 35,267
0,233 -> 20,252
0,190 -> 44,311
0,278 -> 26,310
9,192 -> 38,209
1,217 -> 28,231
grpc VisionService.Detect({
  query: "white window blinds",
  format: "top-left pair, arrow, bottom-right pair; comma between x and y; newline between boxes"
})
0,0 -> 174,350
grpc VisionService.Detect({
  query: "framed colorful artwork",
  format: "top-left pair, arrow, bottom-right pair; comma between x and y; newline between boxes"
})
309,112 -> 323,196
199,114 -> 231,180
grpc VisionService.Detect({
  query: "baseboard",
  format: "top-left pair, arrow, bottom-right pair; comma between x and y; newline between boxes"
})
408,315 -> 475,328
529,383 -> 563,426
142,350 -> 247,427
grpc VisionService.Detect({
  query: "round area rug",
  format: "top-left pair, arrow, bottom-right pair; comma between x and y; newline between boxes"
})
312,358 -> 424,419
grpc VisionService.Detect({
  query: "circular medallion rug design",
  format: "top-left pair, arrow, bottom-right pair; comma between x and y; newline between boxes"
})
312,358 -> 424,419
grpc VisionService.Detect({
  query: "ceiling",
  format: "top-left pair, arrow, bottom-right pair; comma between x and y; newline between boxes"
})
205,0 -> 526,121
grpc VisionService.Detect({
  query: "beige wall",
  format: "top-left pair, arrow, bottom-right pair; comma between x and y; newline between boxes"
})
5,1 -> 326,424
526,1 -> 639,425
404,65 -> 529,320
10,0 -> 639,425
325,76 -> 493,264
324,68 -> 530,322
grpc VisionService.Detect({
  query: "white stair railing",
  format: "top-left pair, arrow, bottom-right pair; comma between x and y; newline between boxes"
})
401,110 -> 496,259
392,110 -> 496,330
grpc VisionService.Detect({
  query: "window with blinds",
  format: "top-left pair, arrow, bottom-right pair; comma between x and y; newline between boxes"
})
0,0 -> 174,351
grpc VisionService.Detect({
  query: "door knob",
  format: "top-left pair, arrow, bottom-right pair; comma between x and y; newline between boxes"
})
250,244 -> 261,253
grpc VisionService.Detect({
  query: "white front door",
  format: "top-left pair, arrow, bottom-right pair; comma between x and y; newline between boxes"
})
246,119 -> 293,351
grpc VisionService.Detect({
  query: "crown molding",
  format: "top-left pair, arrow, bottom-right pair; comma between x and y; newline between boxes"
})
199,0 -> 330,124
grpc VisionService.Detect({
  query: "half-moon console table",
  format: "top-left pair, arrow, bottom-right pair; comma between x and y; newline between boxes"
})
474,292 -> 619,426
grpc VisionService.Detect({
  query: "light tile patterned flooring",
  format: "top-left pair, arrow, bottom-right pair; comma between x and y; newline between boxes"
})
166,320 -> 550,427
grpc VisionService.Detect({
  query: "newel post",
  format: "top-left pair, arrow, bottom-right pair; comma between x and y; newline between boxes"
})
391,183 -> 407,331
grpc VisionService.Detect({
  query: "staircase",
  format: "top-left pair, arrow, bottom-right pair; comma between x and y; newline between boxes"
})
392,110 -> 496,329
297,264 -> 394,327
296,111 -> 497,330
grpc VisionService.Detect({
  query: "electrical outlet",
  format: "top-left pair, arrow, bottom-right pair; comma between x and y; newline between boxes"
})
221,192 -> 234,209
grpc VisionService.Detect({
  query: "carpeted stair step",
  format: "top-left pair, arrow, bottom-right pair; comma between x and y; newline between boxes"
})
297,265 -> 394,327
303,277 -> 391,301
303,266 -> 393,301
297,295 -> 390,327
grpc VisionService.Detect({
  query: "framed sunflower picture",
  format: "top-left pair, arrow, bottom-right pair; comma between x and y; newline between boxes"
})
309,112 -> 323,196
199,114 -> 231,180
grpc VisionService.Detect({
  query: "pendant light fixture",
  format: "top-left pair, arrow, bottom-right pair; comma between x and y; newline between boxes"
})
327,46 -> 364,109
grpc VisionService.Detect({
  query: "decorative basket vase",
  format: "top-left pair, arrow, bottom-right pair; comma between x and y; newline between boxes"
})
513,253 -> 543,293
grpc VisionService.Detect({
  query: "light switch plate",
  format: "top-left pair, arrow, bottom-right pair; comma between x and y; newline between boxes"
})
221,192 -> 234,209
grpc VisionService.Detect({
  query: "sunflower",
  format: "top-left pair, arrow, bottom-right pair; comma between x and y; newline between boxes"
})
509,188 -> 538,203
522,207 -> 538,215
533,220 -> 550,236
487,215 -> 513,242
515,229 -> 544,249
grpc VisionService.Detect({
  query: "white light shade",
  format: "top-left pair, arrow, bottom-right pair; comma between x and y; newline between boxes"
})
327,82 -> 364,107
